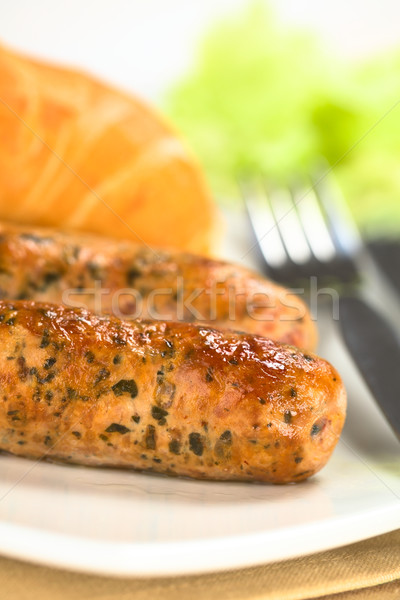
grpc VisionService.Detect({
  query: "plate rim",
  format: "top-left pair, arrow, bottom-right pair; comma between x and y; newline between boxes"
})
0,501 -> 399,577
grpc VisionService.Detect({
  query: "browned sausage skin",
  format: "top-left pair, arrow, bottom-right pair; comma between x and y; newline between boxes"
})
0,301 -> 345,483
0,222 -> 317,351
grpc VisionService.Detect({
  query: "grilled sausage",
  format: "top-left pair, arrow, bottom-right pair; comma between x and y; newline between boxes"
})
0,222 -> 317,351
0,301 -> 345,483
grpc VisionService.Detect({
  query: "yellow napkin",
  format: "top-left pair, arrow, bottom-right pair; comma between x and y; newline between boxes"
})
2,529 -> 400,600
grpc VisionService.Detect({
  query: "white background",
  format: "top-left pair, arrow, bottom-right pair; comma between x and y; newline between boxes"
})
1,0 -> 399,102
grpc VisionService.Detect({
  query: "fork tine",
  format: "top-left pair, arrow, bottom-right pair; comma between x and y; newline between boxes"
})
241,170 -> 361,287
310,172 -> 361,283
239,178 -> 288,270
293,184 -> 336,263
312,167 -> 362,257
268,187 -> 313,265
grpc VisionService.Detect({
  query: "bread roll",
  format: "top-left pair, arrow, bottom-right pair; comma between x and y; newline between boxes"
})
0,46 -> 217,253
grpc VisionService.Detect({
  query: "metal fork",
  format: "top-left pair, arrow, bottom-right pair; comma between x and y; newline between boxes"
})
240,170 -> 400,441
240,171 -> 361,290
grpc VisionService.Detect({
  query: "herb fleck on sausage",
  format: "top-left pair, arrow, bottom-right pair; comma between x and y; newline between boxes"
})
151,405 -> 168,423
40,329 -> 50,348
219,430 -> 232,444
94,368 -> 110,385
145,425 -> 156,450
284,410 -> 292,424
169,439 -> 181,455
85,351 -> 95,363
43,357 -> 56,370
111,379 -> 138,398
105,423 -> 130,434
189,432 -> 204,456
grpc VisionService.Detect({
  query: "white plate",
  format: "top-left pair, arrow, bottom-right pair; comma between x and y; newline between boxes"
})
0,212 -> 399,577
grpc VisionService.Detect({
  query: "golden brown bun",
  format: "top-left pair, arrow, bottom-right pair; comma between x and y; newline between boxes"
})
0,46 -> 217,253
